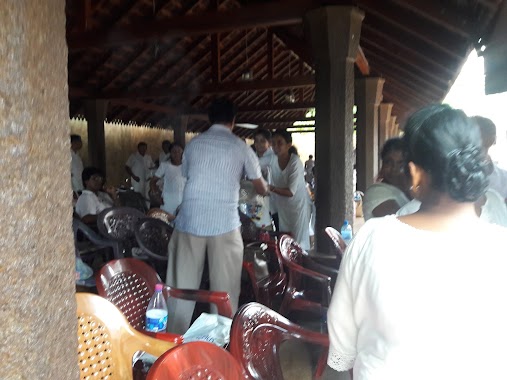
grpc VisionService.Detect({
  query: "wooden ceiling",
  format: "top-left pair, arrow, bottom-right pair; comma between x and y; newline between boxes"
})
66,0 -> 504,137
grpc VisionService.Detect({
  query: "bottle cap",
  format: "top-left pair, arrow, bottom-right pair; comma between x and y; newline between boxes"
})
155,284 -> 163,292
343,220 -> 349,225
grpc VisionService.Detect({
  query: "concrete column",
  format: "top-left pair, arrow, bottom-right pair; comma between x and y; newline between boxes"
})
0,1 -> 77,379
378,103 -> 393,159
85,99 -> 109,176
174,115 -> 188,148
355,77 -> 384,193
305,6 -> 364,254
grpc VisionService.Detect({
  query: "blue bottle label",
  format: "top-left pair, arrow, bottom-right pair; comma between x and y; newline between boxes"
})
146,310 -> 168,332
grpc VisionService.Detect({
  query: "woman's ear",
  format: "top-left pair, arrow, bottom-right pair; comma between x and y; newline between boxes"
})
408,162 -> 430,199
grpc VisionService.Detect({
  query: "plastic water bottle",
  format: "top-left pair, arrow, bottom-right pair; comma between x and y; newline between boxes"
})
341,220 -> 353,245
145,284 -> 168,333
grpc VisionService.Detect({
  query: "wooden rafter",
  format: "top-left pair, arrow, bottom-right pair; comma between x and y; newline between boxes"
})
388,0 -> 472,38
67,0 -> 318,51
358,0 -> 468,60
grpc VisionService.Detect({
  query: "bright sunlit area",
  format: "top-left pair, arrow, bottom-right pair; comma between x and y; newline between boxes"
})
444,50 -> 507,168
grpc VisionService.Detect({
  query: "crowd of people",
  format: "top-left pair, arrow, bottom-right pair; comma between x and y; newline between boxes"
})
71,97 -> 507,378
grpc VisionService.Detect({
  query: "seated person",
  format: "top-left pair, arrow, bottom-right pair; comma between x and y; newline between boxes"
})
75,167 -> 120,224
362,138 -> 411,220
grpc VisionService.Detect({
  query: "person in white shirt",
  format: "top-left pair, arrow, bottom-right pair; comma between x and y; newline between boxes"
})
125,142 -> 154,201
158,140 -> 171,165
325,104 -> 507,380
269,130 -> 311,250
472,115 -> 507,200
70,134 -> 84,195
75,167 -> 119,224
251,129 -> 275,229
304,154 -> 315,184
150,143 -> 186,216
362,138 -> 411,220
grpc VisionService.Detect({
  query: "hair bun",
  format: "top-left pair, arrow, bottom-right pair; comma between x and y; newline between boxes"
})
446,144 -> 489,201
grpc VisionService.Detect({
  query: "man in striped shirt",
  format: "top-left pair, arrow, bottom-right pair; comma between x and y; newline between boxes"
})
166,97 -> 269,333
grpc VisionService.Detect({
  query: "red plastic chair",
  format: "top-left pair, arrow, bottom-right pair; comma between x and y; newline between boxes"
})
324,226 -> 347,266
96,258 -> 233,342
277,235 -> 333,329
242,241 -> 287,311
146,341 -> 244,380
230,302 -> 329,380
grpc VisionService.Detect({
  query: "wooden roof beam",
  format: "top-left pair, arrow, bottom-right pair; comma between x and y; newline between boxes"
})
70,75 -> 315,100
388,0 -> 472,38
358,0 -> 468,60
67,0 -> 318,51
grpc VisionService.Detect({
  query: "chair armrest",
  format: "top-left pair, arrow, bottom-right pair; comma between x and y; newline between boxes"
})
287,263 -> 331,286
302,257 -> 338,281
165,286 -> 233,318
141,330 -> 183,344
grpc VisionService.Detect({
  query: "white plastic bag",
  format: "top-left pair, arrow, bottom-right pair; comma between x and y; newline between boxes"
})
182,313 -> 232,347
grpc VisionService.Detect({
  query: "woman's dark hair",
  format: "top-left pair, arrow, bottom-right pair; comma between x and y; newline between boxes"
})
381,138 -> 406,161
403,104 -> 489,202
82,166 -> 103,185
208,97 -> 237,125
254,129 -> 272,141
272,130 -> 298,156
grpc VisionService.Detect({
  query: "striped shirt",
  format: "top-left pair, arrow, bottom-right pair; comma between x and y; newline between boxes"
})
175,124 -> 262,236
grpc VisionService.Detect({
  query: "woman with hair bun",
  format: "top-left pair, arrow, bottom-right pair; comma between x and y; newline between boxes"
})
269,130 -> 311,250
324,104 -> 507,380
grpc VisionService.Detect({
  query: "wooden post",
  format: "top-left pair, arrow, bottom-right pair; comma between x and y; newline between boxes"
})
175,115 -> 188,148
84,99 -> 108,176
378,103 -> 393,164
355,77 -> 384,192
305,6 -> 364,254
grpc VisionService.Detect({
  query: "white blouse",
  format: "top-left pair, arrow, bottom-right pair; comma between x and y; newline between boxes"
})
328,215 -> 507,379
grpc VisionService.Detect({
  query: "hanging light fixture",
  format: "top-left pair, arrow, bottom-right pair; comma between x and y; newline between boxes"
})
241,30 -> 254,81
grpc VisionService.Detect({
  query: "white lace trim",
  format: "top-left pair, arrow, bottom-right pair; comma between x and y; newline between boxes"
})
327,347 -> 355,372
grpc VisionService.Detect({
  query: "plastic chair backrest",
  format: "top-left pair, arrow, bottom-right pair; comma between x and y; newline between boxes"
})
96,258 -> 163,330
324,226 -> 347,258
146,208 -> 175,225
147,341 -> 244,380
76,293 -> 175,380
97,207 -> 145,242
230,302 -> 329,380
135,218 -> 173,261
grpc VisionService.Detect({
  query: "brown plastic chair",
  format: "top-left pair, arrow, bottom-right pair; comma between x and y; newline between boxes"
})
146,208 -> 175,225
76,292 -> 176,380
277,235 -> 333,330
146,341 -> 244,380
96,258 -> 233,341
242,241 -> 287,311
324,226 -> 347,266
97,206 -> 146,258
134,218 -> 173,262
230,302 -> 329,380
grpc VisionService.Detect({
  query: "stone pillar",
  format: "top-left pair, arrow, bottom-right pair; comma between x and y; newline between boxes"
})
355,77 -> 384,192
174,115 -> 188,148
378,103 -> 393,162
305,6 -> 364,254
0,2 -> 77,379
85,99 -> 109,176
